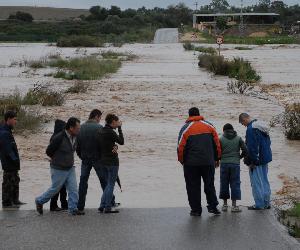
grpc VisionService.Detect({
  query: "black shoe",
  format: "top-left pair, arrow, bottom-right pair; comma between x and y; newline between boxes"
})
248,205 -> 264,211
50,207 -> 62,212
104,208 -> 119,214
190,211 -> 202,217
98,207 -> 104,213
36,202 -> 43,215
265,205 -> 271,210
2,204 -> 20,209
76,210 -> 85,215
13,200 -> 27,206
208,208 -> 221,215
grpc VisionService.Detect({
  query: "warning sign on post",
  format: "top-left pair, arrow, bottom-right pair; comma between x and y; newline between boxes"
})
216,36 -> 224,45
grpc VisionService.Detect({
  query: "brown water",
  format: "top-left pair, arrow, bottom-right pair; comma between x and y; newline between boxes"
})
0,43 -> 299,210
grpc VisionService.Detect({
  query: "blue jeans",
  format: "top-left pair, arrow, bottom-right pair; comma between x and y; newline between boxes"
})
100,165 -> 119,209
249,164 -> 271,209
78,159 -> 115,211
219,163 -> 241,200
36,166 -> 78,213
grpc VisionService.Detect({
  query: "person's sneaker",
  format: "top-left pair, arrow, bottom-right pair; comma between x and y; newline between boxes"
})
190,211 -> 202,217
231,206 -> 242,213
112,202 -> 121,208
265,205 -> 271,210
104,207 -> 119,214
222,205 -> 228,212
36,202 -> 43,215
13,200 -> 27,206
208,208 -> 221,215
2,204 -> 20,209
248,205 -> 264,211
98,207 -> 104,213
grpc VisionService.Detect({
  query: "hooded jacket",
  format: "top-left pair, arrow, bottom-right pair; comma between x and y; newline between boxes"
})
245,120 -> 272,166
177,116 -> 221,167
220,130 -> 247,164
0,124 -> 20,171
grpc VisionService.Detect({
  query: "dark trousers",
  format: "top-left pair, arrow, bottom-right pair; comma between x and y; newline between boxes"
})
78,159 -> 115,211
2,170 -> 20,206
183,165 -> 219,213
219,163 -> 241,200
50,185 -> 68,210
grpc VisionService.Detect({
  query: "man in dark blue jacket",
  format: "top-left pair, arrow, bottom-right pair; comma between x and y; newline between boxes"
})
239,113 -> 272,210
0,111 -> 26,208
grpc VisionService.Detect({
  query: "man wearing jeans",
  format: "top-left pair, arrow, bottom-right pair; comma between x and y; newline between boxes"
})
98,114 -> 124,214
239,113 -> 272,210
35,117 -> 82,215
76,109 -> 118,213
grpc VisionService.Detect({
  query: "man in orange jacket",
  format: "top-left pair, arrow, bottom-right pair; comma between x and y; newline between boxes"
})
178,107 -> 221,216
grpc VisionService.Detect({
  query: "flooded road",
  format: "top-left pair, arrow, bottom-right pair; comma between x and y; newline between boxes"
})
0,43 -> 300,210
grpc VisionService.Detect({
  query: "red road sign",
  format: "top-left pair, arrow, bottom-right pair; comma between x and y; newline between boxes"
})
216,36 -> 224,45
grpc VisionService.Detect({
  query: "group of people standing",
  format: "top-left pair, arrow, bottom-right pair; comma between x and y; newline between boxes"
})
178,107 -> 272,216
1,107 -> 272,217
1,109 -> 124,215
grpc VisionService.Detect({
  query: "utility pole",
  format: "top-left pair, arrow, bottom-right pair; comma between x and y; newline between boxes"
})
194,2 -> 198,11
239,0 -> 245,36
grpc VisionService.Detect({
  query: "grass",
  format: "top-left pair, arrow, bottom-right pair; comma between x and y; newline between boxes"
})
287,203 -> 300,217
223,35 -> 300,45
101,51 -> 137,61
49,56 -> 122,80
198,54 -> 261,83
0,93 -> 42,133
235,47 -> 253,50
183,42 -> 217,55
227,80 -> 254,95
282,103 -> 300,140
22,84 -> 65,106
65,81 -> 88,94
57,35 -> 104,48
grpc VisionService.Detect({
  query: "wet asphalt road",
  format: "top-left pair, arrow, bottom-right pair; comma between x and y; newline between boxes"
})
0,207 -> 299,250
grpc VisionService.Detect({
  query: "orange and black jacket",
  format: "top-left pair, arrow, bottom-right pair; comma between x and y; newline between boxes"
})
177,116 -> 221,166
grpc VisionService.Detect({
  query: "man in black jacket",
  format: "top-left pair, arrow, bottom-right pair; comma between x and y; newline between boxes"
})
77,109 -> 118,213
0,111 -> 26,208
35,117 -> 82,216
99,114 -> 124,214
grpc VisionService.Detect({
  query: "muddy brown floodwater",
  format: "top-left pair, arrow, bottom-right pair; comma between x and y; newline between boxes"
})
0,43 -> 300,210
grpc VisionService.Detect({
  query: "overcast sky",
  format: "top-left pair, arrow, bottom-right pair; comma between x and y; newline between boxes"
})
0,0 -> 299,9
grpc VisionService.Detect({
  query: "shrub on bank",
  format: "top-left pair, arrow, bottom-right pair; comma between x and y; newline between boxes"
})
65,81 -> 88,94
198,54 -> 260,83
183,42 -> 217,55
57,35 -> 104,47
282,103 -> 300,140
50,56 -> 122,80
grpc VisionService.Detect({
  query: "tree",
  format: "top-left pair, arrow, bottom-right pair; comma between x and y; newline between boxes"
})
216,17 -> 228,31
8,11 -> 34,22
88,6 -> 108,21
210,0 -> 229,12
109,6 -> 122,16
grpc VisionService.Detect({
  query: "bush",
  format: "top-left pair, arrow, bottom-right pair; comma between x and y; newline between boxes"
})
227,80 -> 254,94
183,42 -> 194,50
65,81 -> 88,94
0,93 -> 42,133
22,84 -> 65,106
50,56 -> 122,80
101,51 -> 137,60
8,11 -> 34,22
57,35 -> 104,47
198,54 -> 261,83
183,43 -> 217,55
282,103 -> 300,140
235,47 -> 253,50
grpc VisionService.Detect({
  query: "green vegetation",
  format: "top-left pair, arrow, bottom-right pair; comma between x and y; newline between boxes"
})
100,51 -> 137,60
22,85 -> 65,106
0,93 -> 42,133
227,80 -> 254,95
222,35 -> 299,45
8,11 -> 33,22
198,54 -> 261,83
50,56 -> 122,80
65,81 -> 88,94
57,35 -> 104,47
287,203 -> 300,217
235,47 -> 253,50
183,42 -> 217,55
282,103 -> 300,140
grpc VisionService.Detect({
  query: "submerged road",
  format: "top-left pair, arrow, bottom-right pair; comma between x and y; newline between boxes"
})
0,207 -> 299,250
154,28 -> 179,44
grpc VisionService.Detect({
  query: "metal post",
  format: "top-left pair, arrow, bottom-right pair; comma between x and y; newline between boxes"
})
239,0 -> 244,36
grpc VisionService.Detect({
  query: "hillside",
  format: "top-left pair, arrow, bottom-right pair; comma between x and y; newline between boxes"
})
0,6 -> 89,21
